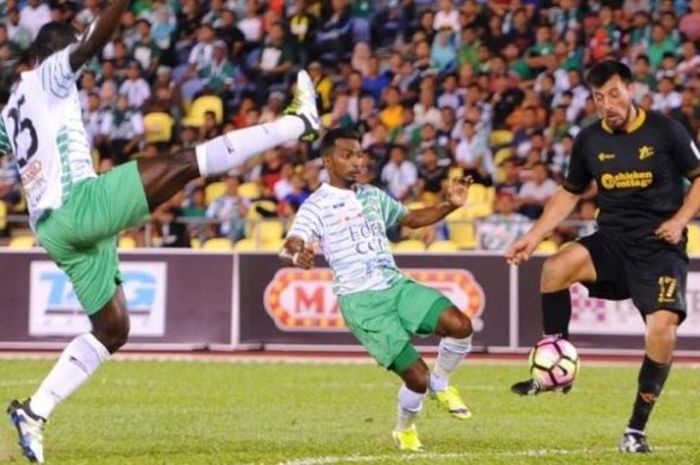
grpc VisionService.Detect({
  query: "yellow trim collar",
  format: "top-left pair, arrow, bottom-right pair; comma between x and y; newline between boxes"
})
601,107 -> 646,134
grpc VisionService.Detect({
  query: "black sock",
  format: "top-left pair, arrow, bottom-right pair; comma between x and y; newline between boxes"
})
542,290 -> 571,339
628,355 -> 671,432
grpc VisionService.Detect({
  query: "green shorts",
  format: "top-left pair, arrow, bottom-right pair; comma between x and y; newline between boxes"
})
338,276 -> 454,374
36,161 -> 149,315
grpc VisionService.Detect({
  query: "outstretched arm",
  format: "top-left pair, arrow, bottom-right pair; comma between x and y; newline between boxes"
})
69,0 -> 132,72
399,177 -> 472,229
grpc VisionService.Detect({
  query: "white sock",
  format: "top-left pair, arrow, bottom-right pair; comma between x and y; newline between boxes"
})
195,116 -> 305,177
29,333 -> 109,419
430,336 -> 472,392
395,384 -> 425,432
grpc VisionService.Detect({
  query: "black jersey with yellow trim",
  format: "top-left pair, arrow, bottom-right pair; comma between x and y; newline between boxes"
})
564,108 -> 700,239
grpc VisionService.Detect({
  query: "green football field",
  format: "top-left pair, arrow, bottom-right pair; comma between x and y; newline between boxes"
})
0,358 -> 698,465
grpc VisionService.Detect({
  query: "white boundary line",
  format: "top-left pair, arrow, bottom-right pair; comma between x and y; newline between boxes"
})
269,446 -> 685,465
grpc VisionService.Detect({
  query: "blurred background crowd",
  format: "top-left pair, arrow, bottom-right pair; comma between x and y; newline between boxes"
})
0,0 -> 699,252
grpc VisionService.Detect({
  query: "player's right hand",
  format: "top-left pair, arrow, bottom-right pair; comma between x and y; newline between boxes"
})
505,235 -> 540,265
294,242 -> 316,269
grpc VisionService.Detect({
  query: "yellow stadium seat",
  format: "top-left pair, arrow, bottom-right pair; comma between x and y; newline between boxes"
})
118,236 -> 136,249
190,238 -> 202,249
181,95 -> 224,127
427,240 -> 459,252
9,235 -> 35,249
489,129 -> 513,148
447,222 -> 477,249
260,238 -> 285,251
238,182 -> 262,200
687,224 -> 700,254
205,181 -> 227,205
391,239 -> 426,252
143,112 -> 174,143
0,200 -> 6,231
446,206 -> 469,222
494,147 -> 514,167
465,203 -> 493,219
536,240 -> 559,254
234,238 -> 259,251
467,183 -> 489,203
249,220 -> 285,243
202,237 -> 233,250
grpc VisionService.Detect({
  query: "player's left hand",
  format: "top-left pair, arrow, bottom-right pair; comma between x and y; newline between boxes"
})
655,218 -> 685,245
447,176 -> 474,208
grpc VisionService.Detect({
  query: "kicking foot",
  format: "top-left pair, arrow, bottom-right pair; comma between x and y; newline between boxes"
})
284,70 -> 321,142
7,399 -> 45,463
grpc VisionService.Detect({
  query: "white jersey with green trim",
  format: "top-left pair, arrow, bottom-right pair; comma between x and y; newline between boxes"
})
287,183 -> 408,295
0,45 -> 95,230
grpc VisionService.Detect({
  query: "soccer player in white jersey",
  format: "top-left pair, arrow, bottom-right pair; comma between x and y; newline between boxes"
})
280,128 -> 474,452
3,2 -> 320,462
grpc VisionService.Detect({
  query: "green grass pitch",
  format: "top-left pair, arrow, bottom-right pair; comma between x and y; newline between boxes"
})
0,358 -> 698,464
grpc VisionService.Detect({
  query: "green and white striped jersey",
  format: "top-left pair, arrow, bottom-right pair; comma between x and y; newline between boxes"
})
287,183 -> 408,295
0,45 -> 95,229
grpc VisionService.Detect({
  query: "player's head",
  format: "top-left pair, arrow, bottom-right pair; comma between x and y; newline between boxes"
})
585,60 -> 635,131
29,22 -> 78,65
320,128 -> 365,188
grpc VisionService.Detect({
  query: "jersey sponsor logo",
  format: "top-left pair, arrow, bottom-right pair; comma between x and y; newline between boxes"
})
20,160 -> 42,184
263,268 -> 486,332
600,171 -> 653,190
638,145 -> 655,160
597,152 -> 616,161
348,218 -> 387,254
29,261 -> 167,337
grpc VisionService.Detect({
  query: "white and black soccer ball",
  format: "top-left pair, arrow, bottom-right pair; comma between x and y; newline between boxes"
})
528,337 -> 580,389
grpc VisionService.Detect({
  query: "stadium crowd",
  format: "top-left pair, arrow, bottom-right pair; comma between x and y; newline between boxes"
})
0,0 -> 699,250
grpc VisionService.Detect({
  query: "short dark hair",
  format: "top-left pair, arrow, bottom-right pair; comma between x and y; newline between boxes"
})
586,60 -> 633,88
320,128 -> 360,156
29,22 -> 77,64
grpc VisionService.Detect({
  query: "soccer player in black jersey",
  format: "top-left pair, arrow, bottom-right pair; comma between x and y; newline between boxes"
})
506,60 -> 700,453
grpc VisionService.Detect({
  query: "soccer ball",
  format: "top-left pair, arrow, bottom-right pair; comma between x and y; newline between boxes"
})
528,337 -> 580,389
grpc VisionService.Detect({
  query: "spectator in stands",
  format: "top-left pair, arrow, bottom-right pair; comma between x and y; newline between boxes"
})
517,162 -> 558,219
19,0 -> 50,40
495,157 -> 522,198
416,146 -> 449,203
308,61 -> 333,115
652,76 -> 682,114
5,8 -> 32,51
379,86 -> 404,132
314,0 -> 352,65
119,61 -> 151,109
381,144 -> 417,201
130,18 -> 160,77
454,119 -> 493,186
101,95 -> 145,164
206,175 -> 250,242
477,192 -> 531,251
153,191 -> 191,248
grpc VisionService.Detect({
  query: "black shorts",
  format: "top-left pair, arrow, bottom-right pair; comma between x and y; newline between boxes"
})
577,229 -> 688,322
